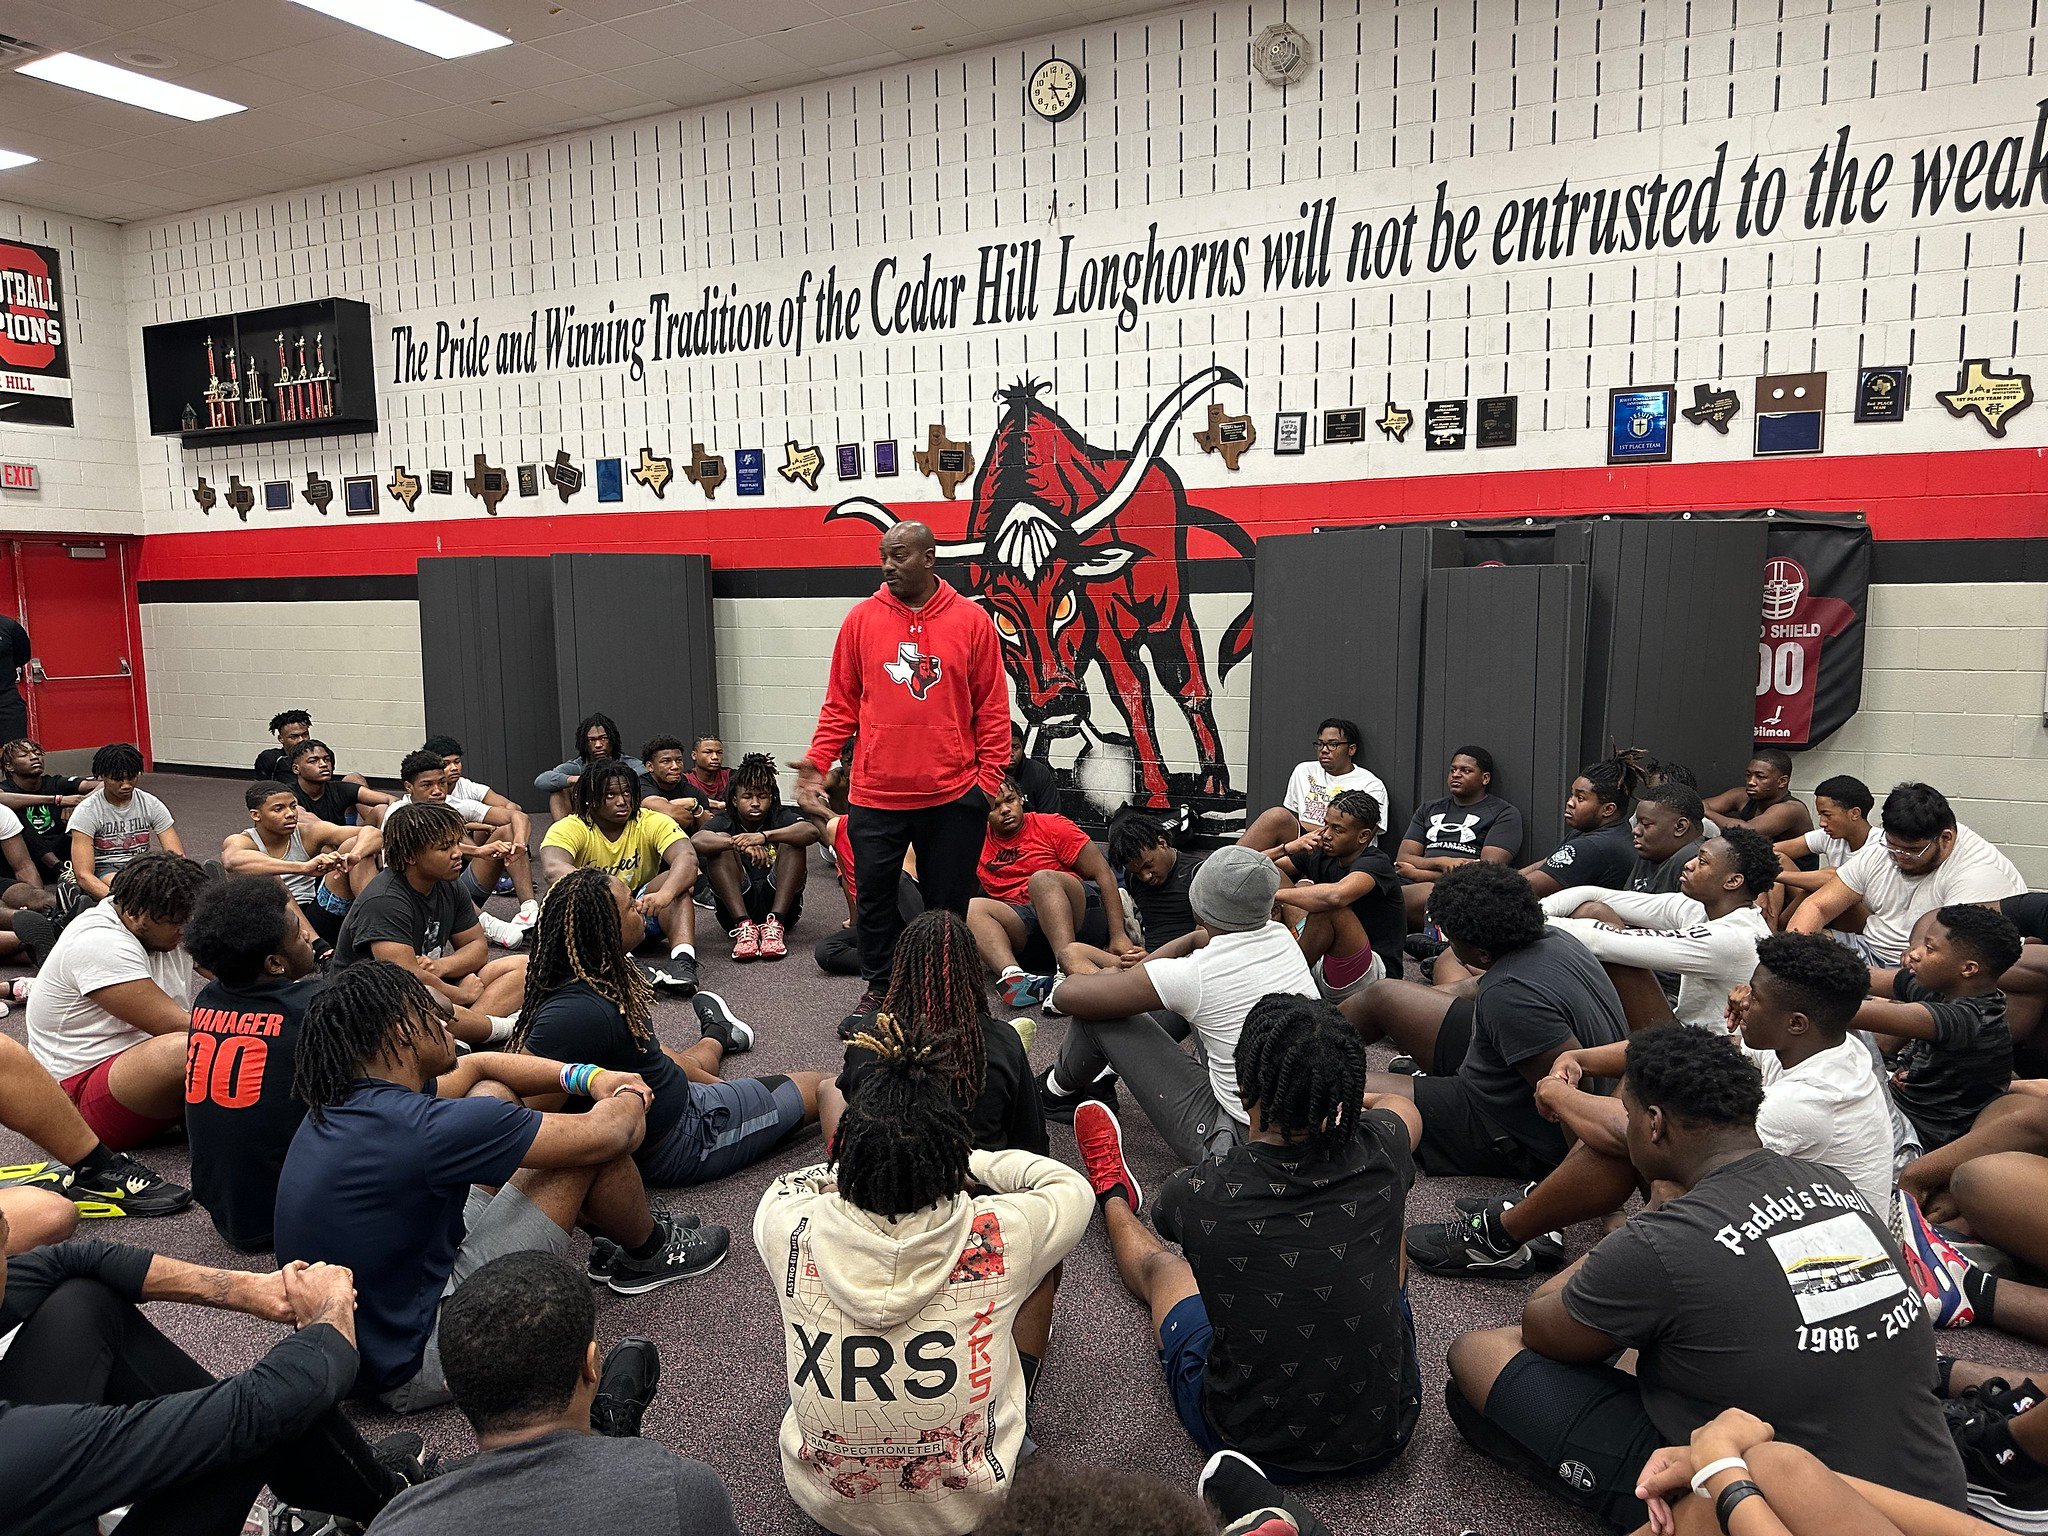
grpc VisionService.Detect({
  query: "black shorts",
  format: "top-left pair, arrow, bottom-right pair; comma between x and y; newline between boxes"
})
1412,1075 -> 1547,1181
1451,1350 -> 1658,1530
1012,892 -> 1107,972
1432,996 -> 1475,1074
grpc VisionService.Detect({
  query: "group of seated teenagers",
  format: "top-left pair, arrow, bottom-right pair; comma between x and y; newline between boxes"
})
7,698 -> 2048,1536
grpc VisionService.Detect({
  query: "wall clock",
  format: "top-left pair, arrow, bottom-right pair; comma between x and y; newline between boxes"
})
1028,57 -> 1083,123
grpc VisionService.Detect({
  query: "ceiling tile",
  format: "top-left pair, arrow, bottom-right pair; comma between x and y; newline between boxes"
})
604,55 -> 730,103
235,38 -> 378,89
851,0 -> 986,49
688,37 -> 810,87
607,7 -> 746,53
556,0 -> 681,21
158,61 -> 303,110
10,0 -> 192,32
3,103 -> 142,150
689,0 -> 827,33
119,2 -> 335,66
543,71 -> 658,115
775,17 -> 889,67
435,0 -> 583,43
525,26 -> 637,72
0,0 -> 115,52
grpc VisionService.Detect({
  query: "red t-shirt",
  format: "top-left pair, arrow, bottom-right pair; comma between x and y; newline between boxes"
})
833,815 -> 856,904
978,812 -> 1089,904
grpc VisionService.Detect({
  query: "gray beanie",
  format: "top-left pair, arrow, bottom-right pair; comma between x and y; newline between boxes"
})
1189,845 -> 1281,933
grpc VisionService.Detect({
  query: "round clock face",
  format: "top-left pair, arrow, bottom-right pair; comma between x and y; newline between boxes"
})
1028,57 -> 1082,122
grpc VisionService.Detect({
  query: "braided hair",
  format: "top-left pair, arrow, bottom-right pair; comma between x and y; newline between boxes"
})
292,960 -> 449,1122
574,757 -> 642,825
382,801 -> 466,871
1235,993 -> 1368,1159
832,1012 -> 974,1218
574,712 -> 623,764
880,910 -> 990,1106
1578,748 -> 1650,815
727,752 -> 781,824
109,852 -> 211,924
513,868 -> 655,1048
1326,787 -> 1382,833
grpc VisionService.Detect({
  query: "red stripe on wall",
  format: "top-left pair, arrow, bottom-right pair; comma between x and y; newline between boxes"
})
137,445 -> 2048,582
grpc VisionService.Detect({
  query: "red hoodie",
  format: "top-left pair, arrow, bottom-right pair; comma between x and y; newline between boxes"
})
808,580 -> 1010,810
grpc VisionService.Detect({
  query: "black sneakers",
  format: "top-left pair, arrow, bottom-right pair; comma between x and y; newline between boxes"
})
645,952 -> 700,998
1405,1198 -> 1565,1277
1037,1064 -> 1119,1122
21,1151 -> 195,1218
1949,1386 -> 2048,1529
1198,1449 -> 1333,1536
606,1220 -> 730,1295
14,909 -> 59,971
588,1211 -> 702,1280
590,1336 -> 662,1437
693,991 -> 754,1053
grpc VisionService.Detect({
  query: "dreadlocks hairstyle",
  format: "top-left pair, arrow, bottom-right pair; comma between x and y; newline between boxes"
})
293,960 -> 450,1123
382,801 -> 466,872
832,1011 -> 974,1219
573,757 -> 642,824
245,780 -> 296,811
109,852 -> 211,924
1933,903 -> 2025,980
880,910 -> 990,1106
1578,748 -> 1650,813
1327,787 -> 1383,832
1718,825 -> 1783,895
269,709 -> 312,734
573,712 -> 623,764
91,742 -> 144,779
513,867 -> 655,1049
1,738 -> 37,769
727,752 -> 782,824
1235,993 -> 1367,1158
1647,758 -> 1700,790
1106,810 -> 1170,870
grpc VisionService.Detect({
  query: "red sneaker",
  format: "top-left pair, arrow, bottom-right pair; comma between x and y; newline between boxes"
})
731,921 -> 760,962
758,913 -> 787,960
1073,1101 -> 1142,1214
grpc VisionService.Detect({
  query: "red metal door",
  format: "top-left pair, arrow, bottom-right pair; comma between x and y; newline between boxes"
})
14,538 -> 147,755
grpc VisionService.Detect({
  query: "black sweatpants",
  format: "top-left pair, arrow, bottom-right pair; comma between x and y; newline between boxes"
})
816,877 -> 925,975
848,789 -> 987,987
0,1278 -> 400,1536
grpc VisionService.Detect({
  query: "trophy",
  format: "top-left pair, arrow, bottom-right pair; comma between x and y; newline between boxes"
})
312,331 -> 333,419
202,333 -> 236,429
276,332 -> 297,422
243,352 -> 267,425
224,348 -> 244,427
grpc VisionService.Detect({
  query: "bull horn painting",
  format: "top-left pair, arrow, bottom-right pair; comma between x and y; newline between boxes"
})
823,366 -> 1256,828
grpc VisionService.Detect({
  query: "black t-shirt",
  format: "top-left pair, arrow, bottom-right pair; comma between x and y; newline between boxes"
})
704,804 -> 805,837
1009,757 -> 1061,815
1889,975 -> 2012,1150
294,778 -> 363,825
186,974 -> 324,1252
1294,844 -> 1405,980
335,867 -> 476,966
521,981 -> 688,1149
11,773 -> 79,861
1463,929 -> 1627,1169
254,747 -> 289,781
1154,1112 -> 1421,1478
838,1013 -> 1047,1156
2001,891 -> 2048,943
1537,822 -> 1636,889
1405,794 -> 1523,861
1562,1149 -> 1966,1510
1128,850 -> 1205,949
638,771 -> 692,804
1628,839 -> 1701,894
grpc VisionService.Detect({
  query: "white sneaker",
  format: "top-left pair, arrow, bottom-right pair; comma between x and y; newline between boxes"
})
478,910 -> 525,949
512,899 -> 540,929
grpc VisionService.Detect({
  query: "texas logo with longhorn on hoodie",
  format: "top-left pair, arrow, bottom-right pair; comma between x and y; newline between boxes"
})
828,367 -> 1255,833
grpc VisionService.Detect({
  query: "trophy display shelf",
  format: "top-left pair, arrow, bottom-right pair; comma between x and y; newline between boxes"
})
142,297 -> 376,448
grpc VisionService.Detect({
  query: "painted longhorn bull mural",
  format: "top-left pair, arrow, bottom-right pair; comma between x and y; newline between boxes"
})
829,366 -> 1254,829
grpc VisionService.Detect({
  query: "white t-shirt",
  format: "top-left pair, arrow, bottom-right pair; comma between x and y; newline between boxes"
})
1137,921 -> 1316,1126
393,790 -> 489,823
0,803 -> 22,843
25,897 -> 196,1082
1541,888 -> 1769,1032
64,788 -> 174,877
1283,761 -> 1392,830
1836,823 -> 2025,964
1802,826 -> 1855,870
1743,1035 -> 1896,1216
450,777 -> 494,807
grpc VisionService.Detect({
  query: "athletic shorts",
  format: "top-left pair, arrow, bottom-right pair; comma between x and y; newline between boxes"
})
714,864 -> 802,928
379,1182 -> 570,1414
60,1052 -> 177,1152
1432,996 -> 1476,1075
637,1075 -> 807,1187
1412,1075 -> 1548,1181
1314,946 -> 1385,999
1457,1350 -> 1659,1529
1011,893 -> 1107,971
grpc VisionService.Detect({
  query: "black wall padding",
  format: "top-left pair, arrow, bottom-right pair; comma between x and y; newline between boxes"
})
1246,526 -> 1439,837
1569,519 -> 1766,796
549,553 -> 720,781
417,556 -> 561,814
1418,563 -> 1588,858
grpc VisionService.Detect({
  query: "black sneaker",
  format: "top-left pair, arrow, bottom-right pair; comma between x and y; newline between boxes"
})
645,953 -> 699,998
590,1335 -> 661,1437
371,1429 -> 426,1489
693,991 -> 754,1053
64,1151 -> 193,1218
1038,1063 -> 1118,1122
1405,1201 -> 1553,1277
1198,1448 -> 1331,1536
14,909 -> 59,971
1954,1411 -> 2048,1528
1386,1054 -> 1421,1076
587,1213 -> 700,1281
839,989 -> 887,1041
607,1220 -> 729,1295
1403,932 -> 1448,962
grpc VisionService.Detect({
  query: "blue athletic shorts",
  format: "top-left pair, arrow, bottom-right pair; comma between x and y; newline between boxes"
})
1156,1293 -> 1225,1454
637,1075 -> 806,1187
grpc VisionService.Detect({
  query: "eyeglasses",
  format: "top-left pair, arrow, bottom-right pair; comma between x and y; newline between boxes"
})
1313,738 -> 1350,749
1883,837 -> 1937,859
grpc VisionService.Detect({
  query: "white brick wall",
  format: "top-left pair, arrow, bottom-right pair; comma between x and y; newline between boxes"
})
1802,583 -> 2048,884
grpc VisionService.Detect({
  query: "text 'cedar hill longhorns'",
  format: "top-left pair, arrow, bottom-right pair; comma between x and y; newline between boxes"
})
829,368 -> 1255,813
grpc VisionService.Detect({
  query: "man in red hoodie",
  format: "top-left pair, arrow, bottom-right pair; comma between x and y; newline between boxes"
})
793,522 -> 1010,1010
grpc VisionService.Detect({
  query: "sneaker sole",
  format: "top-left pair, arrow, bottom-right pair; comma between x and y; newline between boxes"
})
606,1244 -> 729,1295
1405,1231 -> 1541,1277
1966,1488 -> 2048,1533
0,1160 -> 66,1190
1074,1104 -> 1142,1214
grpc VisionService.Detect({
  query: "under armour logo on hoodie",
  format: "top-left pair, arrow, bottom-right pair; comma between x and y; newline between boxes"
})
884,640 -> 943,699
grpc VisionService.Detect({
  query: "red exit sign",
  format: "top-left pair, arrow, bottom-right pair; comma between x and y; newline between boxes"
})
0,463 -> 38,491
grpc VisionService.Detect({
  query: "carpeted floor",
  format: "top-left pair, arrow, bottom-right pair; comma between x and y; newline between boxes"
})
7,772 -> 2045,1536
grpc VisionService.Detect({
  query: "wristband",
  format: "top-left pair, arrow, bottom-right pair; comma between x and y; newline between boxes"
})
559,1062 -> 599,1097
1714,1479 -> 1764,1533
1690,1457 -> 1749,1496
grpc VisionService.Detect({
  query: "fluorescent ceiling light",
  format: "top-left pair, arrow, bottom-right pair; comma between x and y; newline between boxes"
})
0,149 -> 35,171
286,0 -> 511,59
17,53 -> 244,121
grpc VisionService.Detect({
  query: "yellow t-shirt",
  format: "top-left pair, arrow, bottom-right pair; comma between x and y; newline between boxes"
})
540,810 -> 684,891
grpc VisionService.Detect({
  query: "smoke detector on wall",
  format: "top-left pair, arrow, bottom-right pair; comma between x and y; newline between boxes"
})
1253,23 -> 1313,87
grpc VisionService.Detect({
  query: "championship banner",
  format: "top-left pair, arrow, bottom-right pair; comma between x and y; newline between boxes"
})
0,240 -> 72,428
1755,511 -> 1870,749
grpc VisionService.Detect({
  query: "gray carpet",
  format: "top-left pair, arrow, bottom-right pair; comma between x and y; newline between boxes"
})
6,772 -> 2043,1536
